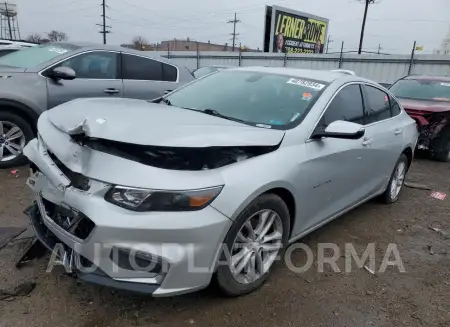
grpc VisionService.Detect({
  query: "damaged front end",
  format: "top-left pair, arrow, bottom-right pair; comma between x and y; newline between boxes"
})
405,109 -> 449,152
72,135 -> 280,171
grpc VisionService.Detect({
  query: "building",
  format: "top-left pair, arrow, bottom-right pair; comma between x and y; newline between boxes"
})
121,38 -> 258,52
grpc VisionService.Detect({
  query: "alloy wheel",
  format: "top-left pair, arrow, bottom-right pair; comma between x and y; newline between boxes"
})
230,209 -> 283,284
0,121 -> 26,162
390,161 -> 406,200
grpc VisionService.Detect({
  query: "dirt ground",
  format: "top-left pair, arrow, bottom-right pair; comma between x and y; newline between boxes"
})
0,159 -> 449,327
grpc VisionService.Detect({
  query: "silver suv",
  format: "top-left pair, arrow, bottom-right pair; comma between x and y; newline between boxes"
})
0,42 -> 194,168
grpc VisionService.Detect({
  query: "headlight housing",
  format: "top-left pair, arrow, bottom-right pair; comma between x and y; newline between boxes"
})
104,186 -> 223,212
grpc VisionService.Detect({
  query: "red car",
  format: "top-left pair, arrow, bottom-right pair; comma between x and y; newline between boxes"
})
389,75 -> 450,162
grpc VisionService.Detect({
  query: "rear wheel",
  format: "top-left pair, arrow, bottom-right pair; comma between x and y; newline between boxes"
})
215,194 -> 290,296
0,112 -> 34,169
431,126 -> 450,162
381,154 -> 408,204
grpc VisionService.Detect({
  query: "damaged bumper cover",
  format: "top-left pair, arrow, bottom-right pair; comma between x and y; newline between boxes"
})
22,117 -> 236,296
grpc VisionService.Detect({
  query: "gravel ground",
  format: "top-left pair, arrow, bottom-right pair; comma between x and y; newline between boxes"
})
0,159 -> 449,327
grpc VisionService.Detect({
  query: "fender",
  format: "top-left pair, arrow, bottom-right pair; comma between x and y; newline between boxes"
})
0,98 -> 40,129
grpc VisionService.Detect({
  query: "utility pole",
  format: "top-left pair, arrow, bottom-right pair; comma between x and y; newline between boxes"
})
358,0 -> 375,55
377,44 -> 382,54
326,35 -> 333,53
4,2 -> 12,41
96,0 -> 111,44
228,13 -> 240,52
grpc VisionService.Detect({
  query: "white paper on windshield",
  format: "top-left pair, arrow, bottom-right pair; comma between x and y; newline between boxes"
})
286,78 -> 325,91
48,47 -> 69,54
440,82 -> 450,87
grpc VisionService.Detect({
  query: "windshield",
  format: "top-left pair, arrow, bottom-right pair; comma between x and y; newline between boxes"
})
0,43 -> 80,69
390,79 -> 450,102
165,70 -> 328,129
193,66 -> 222,78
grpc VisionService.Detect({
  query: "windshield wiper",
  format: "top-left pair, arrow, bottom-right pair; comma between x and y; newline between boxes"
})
200,109 -> 247,124
161,97 -> 172,106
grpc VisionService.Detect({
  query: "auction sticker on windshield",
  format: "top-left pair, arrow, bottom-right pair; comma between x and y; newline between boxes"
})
286,78 -> 325,91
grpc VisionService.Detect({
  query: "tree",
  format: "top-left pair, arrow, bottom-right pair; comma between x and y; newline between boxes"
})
26,34 -> 43,43
46,30 -> 68,42
132,36 -> 148,50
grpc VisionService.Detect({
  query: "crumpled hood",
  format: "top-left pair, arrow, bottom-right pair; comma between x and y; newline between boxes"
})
45,98 -> 285,147
399,98 -> 450,113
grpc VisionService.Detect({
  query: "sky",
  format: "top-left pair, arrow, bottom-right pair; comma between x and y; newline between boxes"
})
5,0 -> 450,54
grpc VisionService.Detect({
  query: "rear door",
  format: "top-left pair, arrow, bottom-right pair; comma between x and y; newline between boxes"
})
121,53 -> 179,100
45,50 -> 123,109
361,84 -> 405,190
300,83 -> 372,231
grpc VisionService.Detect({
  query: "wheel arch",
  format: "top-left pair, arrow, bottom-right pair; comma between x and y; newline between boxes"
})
0,99 -> 39,133
402,146 -> 413,169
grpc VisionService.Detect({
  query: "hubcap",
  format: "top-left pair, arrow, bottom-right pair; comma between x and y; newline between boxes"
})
390,161 -> 406,200
0,121 -> 25,162
230,209 -> 283,284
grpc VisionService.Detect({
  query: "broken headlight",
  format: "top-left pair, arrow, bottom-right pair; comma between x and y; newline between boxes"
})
104,186 -> 223,212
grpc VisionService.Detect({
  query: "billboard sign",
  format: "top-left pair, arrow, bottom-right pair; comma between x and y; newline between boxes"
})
263,5 -> 329,54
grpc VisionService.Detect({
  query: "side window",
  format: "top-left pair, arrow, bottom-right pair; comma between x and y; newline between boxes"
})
364,85 -> 392,124
55,51 -> 118,79
318,84 -> 365,128
162,63 -> 177,82
122,54 -> 163,81
389,95 -> 401,116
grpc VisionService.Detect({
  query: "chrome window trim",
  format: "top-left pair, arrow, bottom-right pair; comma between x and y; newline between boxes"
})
308,81 -> 401,141
121,52 -> 179,83
38,49 -> 122,81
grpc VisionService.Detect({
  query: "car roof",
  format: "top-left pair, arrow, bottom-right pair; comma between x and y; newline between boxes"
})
227,66 -> 357,83
404,75 -> 450,82
54,42 -> 174,65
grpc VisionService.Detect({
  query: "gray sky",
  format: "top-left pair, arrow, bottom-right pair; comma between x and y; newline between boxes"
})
9,0 -> 450,54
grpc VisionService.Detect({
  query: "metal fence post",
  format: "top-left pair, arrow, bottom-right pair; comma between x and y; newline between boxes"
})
167,43 -> 170,59
283,50 -> 287,67
196,42 -> 200,69
238,43 -> 242,66
408,41 -> 416,75
338,41 -> 344,68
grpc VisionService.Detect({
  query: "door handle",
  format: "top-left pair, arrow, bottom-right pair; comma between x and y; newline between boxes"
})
394,128 -> 403,135
362,138 -> 372,146
103,88 -> 120,94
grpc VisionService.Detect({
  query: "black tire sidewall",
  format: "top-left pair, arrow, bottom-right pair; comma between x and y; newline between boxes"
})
383,154 -> 408,204
432,128 -> 450,162
0,111 -> 34,168
216,193 -> 290,297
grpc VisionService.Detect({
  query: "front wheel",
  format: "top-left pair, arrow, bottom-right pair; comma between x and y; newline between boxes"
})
215,194 -> 290,297
431,127 -> 450,162
0,111 -> 34,169
381,154 -> 408,204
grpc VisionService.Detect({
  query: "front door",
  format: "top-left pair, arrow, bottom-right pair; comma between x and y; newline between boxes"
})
44,51 -> 123,109
293,84 -> 371,234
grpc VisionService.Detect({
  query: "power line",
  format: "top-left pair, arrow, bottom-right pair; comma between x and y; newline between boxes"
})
228,13 -> 240,52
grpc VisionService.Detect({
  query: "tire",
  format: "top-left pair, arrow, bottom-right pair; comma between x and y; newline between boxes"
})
431,126 -> 450,162
381,154 -> 408,204
215,193 -> 290,297
0,111 -> 34,169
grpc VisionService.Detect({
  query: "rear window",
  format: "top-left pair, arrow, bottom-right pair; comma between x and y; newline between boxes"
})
390,79 -> 450,102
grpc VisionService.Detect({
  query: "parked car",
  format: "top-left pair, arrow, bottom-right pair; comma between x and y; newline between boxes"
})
24,67 -> 418,297
192,65 -> 231,78
389,75 -> 450,161
0,42 -> 194,168
0,46 -> 22,58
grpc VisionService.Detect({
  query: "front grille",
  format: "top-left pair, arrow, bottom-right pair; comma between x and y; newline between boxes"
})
47,150 -> 90,191
41,198 -> 95,240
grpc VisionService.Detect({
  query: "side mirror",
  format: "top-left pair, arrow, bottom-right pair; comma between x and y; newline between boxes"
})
312,120 -> 365,140
51,66 -> 76,80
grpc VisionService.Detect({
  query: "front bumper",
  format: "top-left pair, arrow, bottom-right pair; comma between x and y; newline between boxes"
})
24,138 -> 232,297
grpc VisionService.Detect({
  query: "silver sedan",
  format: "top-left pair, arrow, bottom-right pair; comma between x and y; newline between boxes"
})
24,67 -> 418,297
